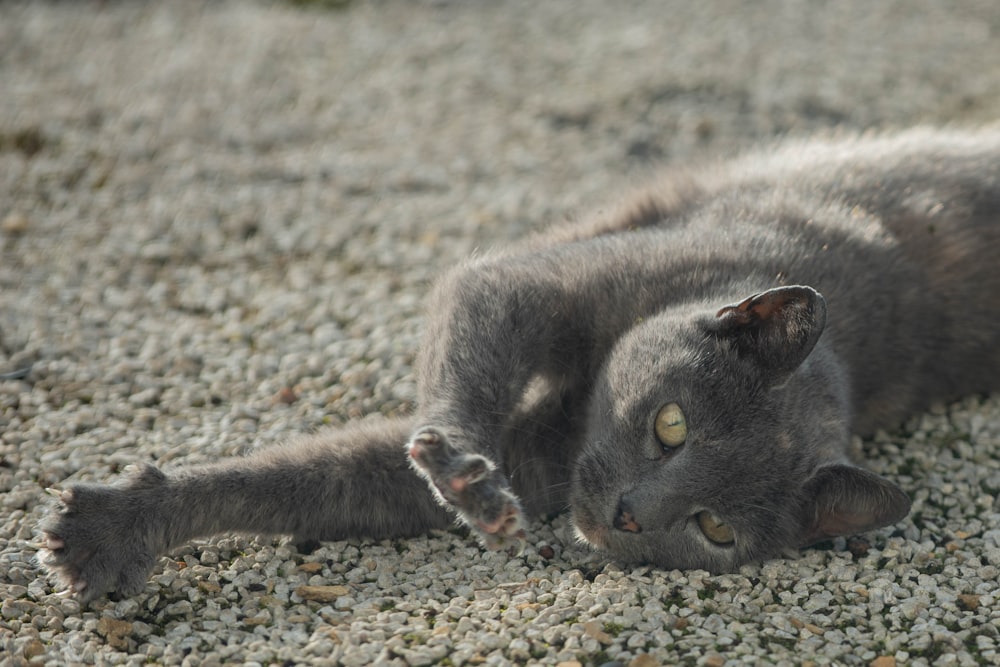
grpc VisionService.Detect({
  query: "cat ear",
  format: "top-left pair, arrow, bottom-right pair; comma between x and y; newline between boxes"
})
713,286 -> 827,382
797,464 -> 911,546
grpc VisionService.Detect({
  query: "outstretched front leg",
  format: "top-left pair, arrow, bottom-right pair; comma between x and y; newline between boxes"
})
38,418 -> 451,603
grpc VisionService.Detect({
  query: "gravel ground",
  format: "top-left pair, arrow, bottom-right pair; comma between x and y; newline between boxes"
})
2,1 -> 1000,665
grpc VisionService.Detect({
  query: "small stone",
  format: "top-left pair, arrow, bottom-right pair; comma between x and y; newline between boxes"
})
163,600 -> 194,617
1,600 -> 24,620
702,655 -> 725,667
582,620 -> 613,645
847,537 -> 871,558
1,212 -> 29,235
23,639 -> 46,659
630,656 -> 660,667
5,585 -> 28,599
870,658 -> 896,667
114,598 -> 140,617
198,580 -> 222,594
296,584 -> 351,602
297,562 -> 324,574
539,545 -> 555,559
243,611 -> 271,626
97,617 -> 133,650
957,594 -> 980,611
275,386 -> 298,405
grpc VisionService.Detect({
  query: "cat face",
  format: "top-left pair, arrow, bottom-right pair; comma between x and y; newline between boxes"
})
570,286 -> 911,571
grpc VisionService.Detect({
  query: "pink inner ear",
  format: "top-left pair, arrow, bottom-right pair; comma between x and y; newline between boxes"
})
817,509 -> 876,538
716,288 -> 809,323
746,292 -> 783,319
716,292 -> 772,322
801,509 -> 876,546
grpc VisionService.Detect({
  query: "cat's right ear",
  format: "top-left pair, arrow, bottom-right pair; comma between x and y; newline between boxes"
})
711,286 -> 827,383
797,464 -> 912,546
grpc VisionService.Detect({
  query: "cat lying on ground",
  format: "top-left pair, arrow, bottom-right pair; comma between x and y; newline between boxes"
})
39,128 -> 1000,603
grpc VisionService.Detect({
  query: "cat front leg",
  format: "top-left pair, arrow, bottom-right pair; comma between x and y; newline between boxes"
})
409,258 -> 581,549
408,427 -> 525,552
38,418 -> 452,603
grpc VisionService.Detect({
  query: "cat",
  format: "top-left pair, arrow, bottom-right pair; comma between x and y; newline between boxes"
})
38,128 -> 1000,603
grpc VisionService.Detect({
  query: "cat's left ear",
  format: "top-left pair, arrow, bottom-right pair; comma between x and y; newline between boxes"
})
713,285 -> 827,382
797,464 -> 911,546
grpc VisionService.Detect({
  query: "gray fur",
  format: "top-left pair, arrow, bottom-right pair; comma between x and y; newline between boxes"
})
39,128 -> 1000,602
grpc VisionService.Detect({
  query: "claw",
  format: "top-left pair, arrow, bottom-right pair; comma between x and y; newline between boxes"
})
483,531 -> 528,557
455,456 -> 491,485
43,534 -> 65,550
414,428 -> 441,444
45,488 -> 72,504
407,431 -> 440,467
506,534 -> 528,558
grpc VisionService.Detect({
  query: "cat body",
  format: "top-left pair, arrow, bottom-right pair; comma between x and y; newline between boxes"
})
39,128 -> 1000,602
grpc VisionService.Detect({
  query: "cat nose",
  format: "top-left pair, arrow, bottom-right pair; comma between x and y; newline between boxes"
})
613,498 -> 642,533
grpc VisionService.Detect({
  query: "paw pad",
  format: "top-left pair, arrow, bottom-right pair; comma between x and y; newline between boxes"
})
409,424 -> 528,550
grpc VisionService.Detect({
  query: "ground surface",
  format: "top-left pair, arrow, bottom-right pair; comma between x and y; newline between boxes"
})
2,1 -> 1000,665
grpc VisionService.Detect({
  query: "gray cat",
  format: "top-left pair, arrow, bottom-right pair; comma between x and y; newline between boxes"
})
39,128 -> 1000,603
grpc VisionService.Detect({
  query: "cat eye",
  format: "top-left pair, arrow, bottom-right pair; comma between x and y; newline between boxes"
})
697,511 -> 735,545
654,402 -> 687,448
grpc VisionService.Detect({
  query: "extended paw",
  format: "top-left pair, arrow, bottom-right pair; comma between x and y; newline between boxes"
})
36,465 -> 167,604
408,427 -> 527,554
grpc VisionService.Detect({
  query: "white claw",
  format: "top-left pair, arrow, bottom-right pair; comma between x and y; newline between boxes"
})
55,588 -> 75,598
45,487 -> 72,504
497,533 -> 528,558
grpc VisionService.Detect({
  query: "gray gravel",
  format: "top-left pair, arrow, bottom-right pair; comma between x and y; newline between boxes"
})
2,1 -> 1000,665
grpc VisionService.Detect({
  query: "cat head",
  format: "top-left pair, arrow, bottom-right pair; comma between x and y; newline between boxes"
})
570,285 -> 911,572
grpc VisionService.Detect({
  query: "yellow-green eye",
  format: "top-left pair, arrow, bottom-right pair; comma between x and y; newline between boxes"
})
697,511 -> 735,545
654,402 -> 687,448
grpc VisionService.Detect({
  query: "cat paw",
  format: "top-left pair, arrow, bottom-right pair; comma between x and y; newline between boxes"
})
408,427 -> 527,554
36,465 -> 167,604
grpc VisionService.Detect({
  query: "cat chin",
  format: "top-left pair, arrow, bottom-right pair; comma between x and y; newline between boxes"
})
571,518 -> 609,549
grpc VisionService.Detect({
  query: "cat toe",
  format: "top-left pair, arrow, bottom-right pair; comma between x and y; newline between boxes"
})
407,427 -> 452,469
408,427 -> 495,498
474,497 -> 523,535
41,531 -> 65,551
481,526 -> 528,556
45,487 -> 74,506
37,483 -> 162,603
